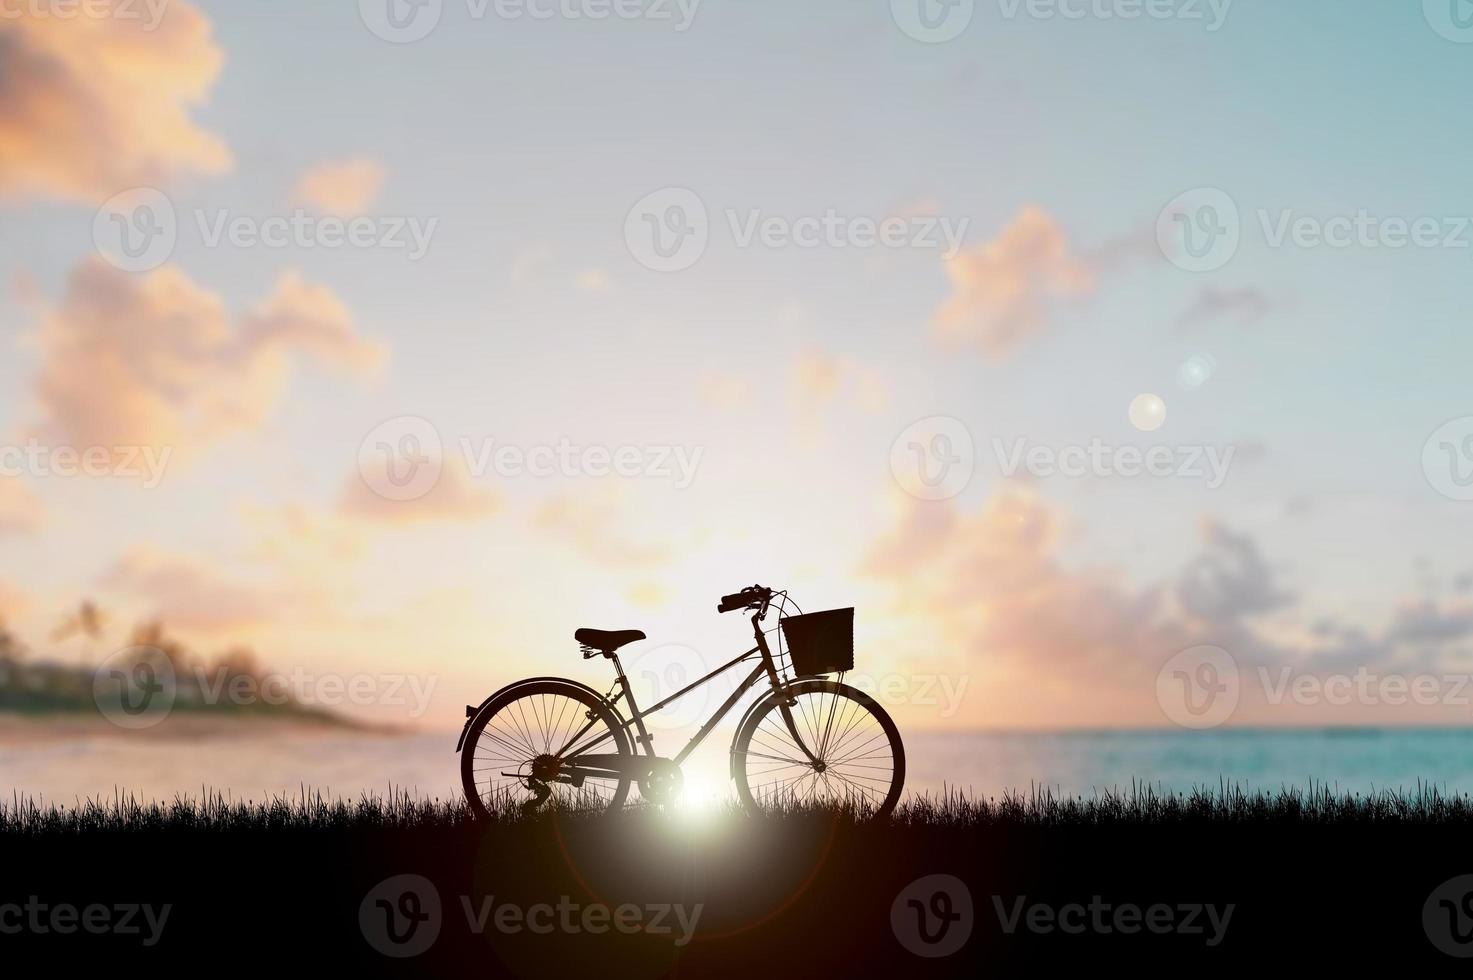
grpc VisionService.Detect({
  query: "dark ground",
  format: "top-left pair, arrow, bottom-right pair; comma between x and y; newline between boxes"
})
2,790 -> 1470,972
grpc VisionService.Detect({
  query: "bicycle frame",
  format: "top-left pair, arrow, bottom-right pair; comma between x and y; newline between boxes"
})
556,610 -> 817,780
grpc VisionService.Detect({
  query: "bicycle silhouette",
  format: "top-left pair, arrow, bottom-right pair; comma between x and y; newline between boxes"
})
457,585 -> 905,816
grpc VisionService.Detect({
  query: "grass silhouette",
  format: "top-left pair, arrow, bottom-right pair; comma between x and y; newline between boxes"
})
4,781 -> 1469,970
9,780 -> 1473,834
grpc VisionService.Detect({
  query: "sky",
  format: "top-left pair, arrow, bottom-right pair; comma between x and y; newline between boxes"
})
2,0 -> 1473,734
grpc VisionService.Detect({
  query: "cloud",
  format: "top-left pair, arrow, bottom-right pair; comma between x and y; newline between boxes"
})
626,582 -> 670,609
787,348 -> 893,449
292,157 -> 387,216
510,245 -> 554,284
1384,599 -> 1473,645
1174,286 -> 1273,329
1176,518 -> 1296,623
0,481 -> 44,535
237,270 -> 385,376
100,504 -> 377,640
864,492 -> 1187,684
0,0 -> 231,202
701,335 -> 891,419
792,350 -> 891,415
862,492 -> 1473,723
238,502 -> 365,569
888,195 -> 942,220
576,269 -> 611,292
30,258 -> 383,456
934,207 -> 1096,359
793,350 -> 842,404
535,492 -> 671,568
99,546 -> 284,634
859,497 -> 960,578
339,456 -> 500,526
697,371 -> 753,412
0,579 -> 31,623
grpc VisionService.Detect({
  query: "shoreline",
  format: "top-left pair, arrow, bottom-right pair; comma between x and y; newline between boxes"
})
0,712 -> 412,743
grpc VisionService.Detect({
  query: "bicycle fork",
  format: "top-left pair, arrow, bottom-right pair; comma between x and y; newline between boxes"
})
753,616 -> 824,768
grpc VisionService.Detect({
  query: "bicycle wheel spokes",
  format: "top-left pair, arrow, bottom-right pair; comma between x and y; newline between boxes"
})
737,683 -> 902,816
468,689 -> 628,814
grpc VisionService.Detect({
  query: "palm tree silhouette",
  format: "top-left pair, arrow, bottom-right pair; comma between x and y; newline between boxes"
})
52,599 -> 107,667
0,615 -> 25,666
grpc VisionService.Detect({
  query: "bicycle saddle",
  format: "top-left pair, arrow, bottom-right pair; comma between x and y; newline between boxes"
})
573,628 -> 646,652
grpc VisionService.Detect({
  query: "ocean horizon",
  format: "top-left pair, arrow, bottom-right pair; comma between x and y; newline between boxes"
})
9,723 -> 1473,805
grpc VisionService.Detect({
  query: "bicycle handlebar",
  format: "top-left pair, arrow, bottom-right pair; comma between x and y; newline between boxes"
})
718,585 -> 773,614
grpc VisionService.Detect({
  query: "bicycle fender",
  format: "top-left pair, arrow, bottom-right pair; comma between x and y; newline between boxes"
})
455,676 -> 618,753
726,675 -> 829,778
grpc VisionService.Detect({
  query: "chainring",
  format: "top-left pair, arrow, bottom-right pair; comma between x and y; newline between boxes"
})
637,759 -> 685,805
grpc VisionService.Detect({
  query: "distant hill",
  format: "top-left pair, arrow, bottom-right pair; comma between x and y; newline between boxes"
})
0,657 -> 361,728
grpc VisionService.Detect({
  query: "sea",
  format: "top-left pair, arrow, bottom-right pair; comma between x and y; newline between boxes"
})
7,726 -> 1473,806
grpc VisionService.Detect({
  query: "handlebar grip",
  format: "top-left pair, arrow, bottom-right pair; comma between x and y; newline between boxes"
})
718,586 -> 771,613
717,592 -> 750,613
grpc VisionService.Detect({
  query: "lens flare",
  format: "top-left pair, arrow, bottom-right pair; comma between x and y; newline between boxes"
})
1177,354 -> 1217,390
1129,393 -> 1167,432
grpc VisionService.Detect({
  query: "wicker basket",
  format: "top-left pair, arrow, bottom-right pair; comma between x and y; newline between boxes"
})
779,608 -> 854,676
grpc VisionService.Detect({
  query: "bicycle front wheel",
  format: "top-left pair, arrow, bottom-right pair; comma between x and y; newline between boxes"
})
732,679 -> 905,818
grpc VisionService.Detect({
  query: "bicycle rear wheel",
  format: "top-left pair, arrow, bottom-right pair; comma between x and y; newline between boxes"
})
732,679 -> 905,817
460,680 -> 632,817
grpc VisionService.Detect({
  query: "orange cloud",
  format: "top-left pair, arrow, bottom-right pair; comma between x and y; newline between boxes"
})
626,582 -> 670,609
793,350 -> 891,411
292,157 -> 387,216
934,207 -> 1095,359
0,481 -> 44,535
100,546 -> 284,634
576,269 -> 612,292
31,258 -> 383,456
238,502 -> 365,569
863,491 -> 1473,727
697,371 -> 753,412
793,350 -> 842,403
864,491 -> 1176,667
0,579 -> 31,623
238,271 -> 386,376
535,492 -> 671,568
339,456 -> 500,526
0,0 -> 231,202
790,350 -> 892,447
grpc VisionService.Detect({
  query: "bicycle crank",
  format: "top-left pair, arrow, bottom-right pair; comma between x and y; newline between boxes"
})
637,759 -> 684,806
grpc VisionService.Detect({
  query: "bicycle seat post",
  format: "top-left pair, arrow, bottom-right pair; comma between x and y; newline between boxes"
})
603,650 -> 635,717
605,652 -> 656,756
